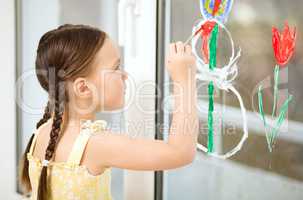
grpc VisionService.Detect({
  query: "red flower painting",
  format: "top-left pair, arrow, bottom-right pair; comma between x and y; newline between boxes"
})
272,21 -> 297,66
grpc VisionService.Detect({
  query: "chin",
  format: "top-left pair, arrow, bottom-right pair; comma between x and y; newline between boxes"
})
115,101 -> 125,111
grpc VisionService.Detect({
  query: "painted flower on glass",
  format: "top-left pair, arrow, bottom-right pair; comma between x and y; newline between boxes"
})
272,21 -> 297,67
200,0 -> 233,23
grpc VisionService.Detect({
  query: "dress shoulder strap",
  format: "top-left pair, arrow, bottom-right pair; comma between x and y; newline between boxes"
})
67,119 -> 108,165
29,119 -> 51,156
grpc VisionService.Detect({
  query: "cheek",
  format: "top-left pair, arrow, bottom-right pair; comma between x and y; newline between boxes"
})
103,74 -> 124,104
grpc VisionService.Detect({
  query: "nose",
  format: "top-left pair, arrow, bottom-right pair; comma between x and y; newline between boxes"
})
122,71 -> 128,81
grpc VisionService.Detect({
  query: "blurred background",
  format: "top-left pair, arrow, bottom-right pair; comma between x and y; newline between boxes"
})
0,0 -> 302,199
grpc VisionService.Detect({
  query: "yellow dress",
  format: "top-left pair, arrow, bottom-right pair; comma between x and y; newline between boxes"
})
26,119 -> 113,200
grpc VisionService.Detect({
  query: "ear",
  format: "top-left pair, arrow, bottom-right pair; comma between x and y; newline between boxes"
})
73,77 -> 91,98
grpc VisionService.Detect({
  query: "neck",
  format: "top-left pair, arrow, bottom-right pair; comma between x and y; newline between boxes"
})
63,104 -> 96,128
48,104 -> 97,137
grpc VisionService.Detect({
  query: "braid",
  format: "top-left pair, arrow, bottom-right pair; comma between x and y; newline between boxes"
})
37,70 -> 66,200
18,101 -> 52,195
36,101 -> 52,129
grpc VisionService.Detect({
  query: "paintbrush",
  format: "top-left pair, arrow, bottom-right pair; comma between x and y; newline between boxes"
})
184,33 -> 195,46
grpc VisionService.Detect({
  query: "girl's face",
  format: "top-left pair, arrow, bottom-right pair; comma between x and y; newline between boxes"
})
87,37 -> 128,112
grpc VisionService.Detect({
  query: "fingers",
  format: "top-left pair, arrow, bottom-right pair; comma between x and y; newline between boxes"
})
169,43 -> 177,56
184,44 -> 192,55
169,42 -> 193,56
175,41 -> 184,54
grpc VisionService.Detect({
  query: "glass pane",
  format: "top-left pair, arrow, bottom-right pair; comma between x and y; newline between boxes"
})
163,0 -> 303,199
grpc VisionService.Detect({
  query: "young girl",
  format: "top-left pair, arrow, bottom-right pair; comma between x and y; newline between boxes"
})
19,24 -> 198,200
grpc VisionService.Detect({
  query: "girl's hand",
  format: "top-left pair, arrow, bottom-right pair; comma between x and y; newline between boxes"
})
166,41 -> 197,84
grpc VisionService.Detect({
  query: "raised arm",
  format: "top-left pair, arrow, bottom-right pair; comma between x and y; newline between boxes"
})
91,41 -> 199,170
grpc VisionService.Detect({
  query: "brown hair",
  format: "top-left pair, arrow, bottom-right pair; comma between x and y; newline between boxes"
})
18,24 -> 107,199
